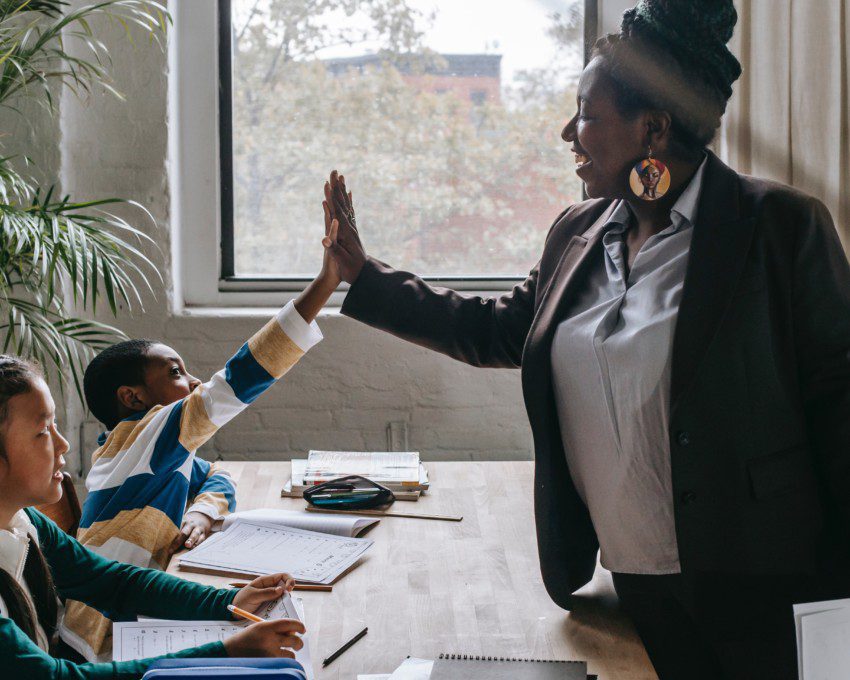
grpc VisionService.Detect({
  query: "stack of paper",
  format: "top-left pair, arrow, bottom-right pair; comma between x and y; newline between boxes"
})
282,453 -> 430,500
305,451 -> 421,485
794,598 -> 850,679
213,508 -> 379,537
178,519 -> 373,584
114,594 -> 314,678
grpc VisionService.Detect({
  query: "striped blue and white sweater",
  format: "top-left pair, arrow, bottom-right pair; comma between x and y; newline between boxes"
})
62,301 -> 322,661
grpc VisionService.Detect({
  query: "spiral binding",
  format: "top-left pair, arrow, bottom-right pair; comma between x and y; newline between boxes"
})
438,653 -> 579,664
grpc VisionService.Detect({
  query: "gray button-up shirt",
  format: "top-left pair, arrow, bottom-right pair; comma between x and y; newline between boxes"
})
551,157 -> 707,575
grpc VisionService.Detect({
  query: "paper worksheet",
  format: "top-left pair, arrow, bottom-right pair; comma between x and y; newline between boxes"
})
388,658 -> 435,679
178,519 -> 372,584
215,508 -> 379,537
794,598 -> 850,679
113,594 -> 314,678
793,598 -> 850,678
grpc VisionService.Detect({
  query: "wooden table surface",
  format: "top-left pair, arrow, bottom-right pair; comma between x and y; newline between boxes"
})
166,461 -> 656,679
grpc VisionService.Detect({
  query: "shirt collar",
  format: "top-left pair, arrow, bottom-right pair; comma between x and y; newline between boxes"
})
604,153 -> 709,234
0,510 -> 38,581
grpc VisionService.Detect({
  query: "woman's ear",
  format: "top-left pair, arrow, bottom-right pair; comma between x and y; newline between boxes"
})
116,385 -> 148,412
645,110 -> 673,154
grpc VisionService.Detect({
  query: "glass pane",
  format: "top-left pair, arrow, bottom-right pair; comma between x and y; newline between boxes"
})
230,0 -> 586,278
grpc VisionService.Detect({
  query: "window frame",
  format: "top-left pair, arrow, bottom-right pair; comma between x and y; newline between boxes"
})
172,0 -> 597,307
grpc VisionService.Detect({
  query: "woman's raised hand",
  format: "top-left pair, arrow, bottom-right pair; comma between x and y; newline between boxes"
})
322,170 -> 367,284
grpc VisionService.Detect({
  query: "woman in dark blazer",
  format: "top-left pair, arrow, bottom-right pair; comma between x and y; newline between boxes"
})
322,1 -> 850,678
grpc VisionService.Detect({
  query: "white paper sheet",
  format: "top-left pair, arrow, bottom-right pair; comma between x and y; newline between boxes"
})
305,451 -> 420,484
113,594 -> 313,678
388,657 -> 434,679
216,509 -> 379,537
801,607 -> 850,680
178,520 -> 372,584
793,598 -> 850,678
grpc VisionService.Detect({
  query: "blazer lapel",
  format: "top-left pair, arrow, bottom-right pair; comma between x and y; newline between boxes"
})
523,202 -> 616,403
670,152 -> 756,409
532,202 -> 616,346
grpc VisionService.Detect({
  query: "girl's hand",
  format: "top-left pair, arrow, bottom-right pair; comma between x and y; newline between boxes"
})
323,170 -> 367,284
223,618 -> 306,658
231,573 -> 296,614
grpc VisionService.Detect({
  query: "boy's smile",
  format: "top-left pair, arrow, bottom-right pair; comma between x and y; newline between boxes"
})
117,343 -> 202,417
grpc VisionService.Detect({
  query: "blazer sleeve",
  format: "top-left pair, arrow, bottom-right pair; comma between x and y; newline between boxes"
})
341,256 -> 538,368
792,198 -> 850,542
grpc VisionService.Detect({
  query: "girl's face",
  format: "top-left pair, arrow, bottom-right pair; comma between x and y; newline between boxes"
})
0,378 -> 69,509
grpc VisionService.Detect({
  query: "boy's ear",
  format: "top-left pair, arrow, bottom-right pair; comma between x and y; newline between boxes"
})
116,385 -> 148,412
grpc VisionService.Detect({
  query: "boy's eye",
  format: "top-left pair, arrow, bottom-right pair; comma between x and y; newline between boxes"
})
170,367 -> 181,376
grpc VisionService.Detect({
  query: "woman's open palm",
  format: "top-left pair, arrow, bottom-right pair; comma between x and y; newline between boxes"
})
323,170 -> 367,284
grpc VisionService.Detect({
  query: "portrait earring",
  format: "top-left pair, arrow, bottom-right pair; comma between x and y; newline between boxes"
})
629,146 -> 671,201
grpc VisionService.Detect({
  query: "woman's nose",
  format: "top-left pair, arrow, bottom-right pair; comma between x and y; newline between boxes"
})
561,115 -> 577,143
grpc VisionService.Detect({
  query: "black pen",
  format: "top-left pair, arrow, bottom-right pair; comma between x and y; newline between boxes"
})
322,626 -> 368,667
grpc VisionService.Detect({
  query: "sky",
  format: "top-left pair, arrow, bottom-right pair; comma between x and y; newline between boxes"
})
235,0 -> 584,86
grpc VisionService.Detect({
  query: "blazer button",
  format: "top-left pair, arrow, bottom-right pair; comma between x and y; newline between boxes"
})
681,491 -> 697,505
676,431 -> 691,446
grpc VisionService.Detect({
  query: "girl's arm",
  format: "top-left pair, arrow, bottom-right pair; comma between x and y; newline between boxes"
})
0,617 -> 226,680
29,509 -> 237,620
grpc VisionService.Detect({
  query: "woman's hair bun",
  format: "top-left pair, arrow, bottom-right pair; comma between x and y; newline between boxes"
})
620,0 -> 741,100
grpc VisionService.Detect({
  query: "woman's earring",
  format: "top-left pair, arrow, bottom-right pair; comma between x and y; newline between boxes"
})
629,146 -> 671,201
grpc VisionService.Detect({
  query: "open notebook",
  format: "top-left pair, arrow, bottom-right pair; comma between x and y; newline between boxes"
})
178,519 -> 373,583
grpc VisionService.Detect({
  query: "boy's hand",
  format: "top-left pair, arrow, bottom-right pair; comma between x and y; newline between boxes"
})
231,573 -> 296,614
223,619 -> 305,658
170,511 -> 214,553
323,170 -> 367,284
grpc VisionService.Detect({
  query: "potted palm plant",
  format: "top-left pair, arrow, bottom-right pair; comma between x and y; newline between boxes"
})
0,0 -> 167,396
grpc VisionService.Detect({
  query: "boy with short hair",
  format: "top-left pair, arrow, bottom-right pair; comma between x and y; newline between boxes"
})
63,215 -> 341,660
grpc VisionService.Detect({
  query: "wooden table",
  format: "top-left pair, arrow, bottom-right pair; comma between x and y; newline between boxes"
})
166,461 -> 656,679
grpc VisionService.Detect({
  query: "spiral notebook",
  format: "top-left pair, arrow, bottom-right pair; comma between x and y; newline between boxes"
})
430,654 -> 589,680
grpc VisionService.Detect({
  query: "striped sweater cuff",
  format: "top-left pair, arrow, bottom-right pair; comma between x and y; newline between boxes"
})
277,300 -> 323,352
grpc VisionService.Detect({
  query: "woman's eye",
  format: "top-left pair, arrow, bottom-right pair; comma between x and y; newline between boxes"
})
170,367 -> 181,376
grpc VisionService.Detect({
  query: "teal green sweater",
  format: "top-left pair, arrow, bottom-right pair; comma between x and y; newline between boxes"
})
1,509 -> 238,679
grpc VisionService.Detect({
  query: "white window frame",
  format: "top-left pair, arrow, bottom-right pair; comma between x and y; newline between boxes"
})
170,0 -> 596,309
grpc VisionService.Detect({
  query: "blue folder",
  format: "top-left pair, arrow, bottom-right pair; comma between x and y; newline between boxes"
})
141,657 -> 307,679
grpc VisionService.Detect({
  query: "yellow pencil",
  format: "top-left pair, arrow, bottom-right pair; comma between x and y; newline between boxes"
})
227,604 -> 263,623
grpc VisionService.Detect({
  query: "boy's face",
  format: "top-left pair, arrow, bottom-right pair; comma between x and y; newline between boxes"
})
119,344 -> 202,415
0,378 -> 69,510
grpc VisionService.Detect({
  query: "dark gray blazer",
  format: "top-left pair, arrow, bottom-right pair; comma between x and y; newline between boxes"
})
341,151 -> 850,610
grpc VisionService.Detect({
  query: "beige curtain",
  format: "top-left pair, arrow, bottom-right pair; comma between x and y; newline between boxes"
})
718,0 -> 850,249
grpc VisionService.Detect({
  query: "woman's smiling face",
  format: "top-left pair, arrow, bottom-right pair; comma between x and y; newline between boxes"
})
561,57 -> 648,199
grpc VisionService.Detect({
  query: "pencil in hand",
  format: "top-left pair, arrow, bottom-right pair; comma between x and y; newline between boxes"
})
227,603 -> 263,623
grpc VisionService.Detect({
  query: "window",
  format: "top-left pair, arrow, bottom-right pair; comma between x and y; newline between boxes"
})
171,1 -> 595,306
220,0 -> 592,287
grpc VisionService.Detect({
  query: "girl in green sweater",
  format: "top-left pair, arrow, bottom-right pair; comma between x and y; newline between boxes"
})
0,355 -> 307,678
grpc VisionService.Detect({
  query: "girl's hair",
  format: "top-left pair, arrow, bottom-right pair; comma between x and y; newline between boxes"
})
0,355 -> 58,645
591,0 -> 742,161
